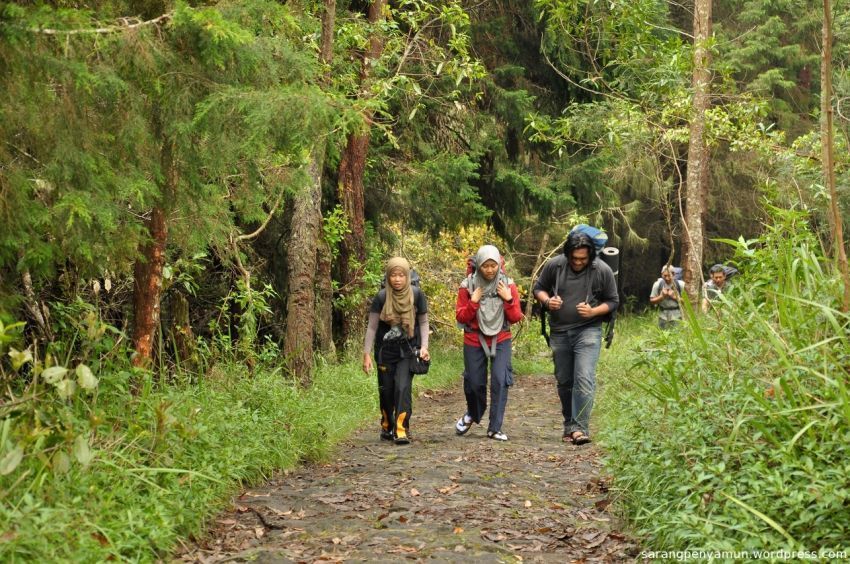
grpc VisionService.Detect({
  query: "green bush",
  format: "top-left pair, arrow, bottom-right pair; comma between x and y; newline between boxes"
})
597,209 -> 850,552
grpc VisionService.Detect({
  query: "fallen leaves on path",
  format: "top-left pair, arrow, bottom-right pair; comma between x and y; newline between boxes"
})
176,376 -> 639,562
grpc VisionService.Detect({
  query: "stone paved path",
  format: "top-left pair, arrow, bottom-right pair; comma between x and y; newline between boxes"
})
177,374 -> 639,562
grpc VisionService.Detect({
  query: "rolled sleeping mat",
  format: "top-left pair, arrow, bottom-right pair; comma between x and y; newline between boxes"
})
600,246 -> 619,276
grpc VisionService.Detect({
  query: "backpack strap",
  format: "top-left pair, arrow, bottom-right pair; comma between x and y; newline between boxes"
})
541,261 -> 565,346
461,273 -> 511,336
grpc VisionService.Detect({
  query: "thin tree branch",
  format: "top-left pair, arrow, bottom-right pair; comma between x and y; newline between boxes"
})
22,12 -> 172,35
541,40 -> 617,101
236,191 -> 284,242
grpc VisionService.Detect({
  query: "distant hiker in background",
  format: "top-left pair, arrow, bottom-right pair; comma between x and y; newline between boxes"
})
702,263 -> 731,313
454,245 -> 523,441
363,257 -> 430,445
533,232 -> 619,445
649,265 -> 685,329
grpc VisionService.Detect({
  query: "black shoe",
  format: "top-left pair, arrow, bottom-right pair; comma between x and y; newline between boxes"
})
380,430 -> 394,441
394,428 -> 411,445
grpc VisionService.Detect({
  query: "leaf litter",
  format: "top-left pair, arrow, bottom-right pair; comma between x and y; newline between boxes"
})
176,376 -> 639,562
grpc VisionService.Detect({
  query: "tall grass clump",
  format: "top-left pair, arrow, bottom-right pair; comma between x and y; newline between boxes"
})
597,207 -> 850,553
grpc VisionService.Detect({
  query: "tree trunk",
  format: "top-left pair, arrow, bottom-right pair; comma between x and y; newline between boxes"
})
320,0 -> 336,68
132,138 -> 175,367
282,0 -> 336,386
170,290 -> 194,369
315,236 -> 336,356
21,270 -> 53,342
821,0 -> 850,312
337,0 -> 386,340
683,0 -> 712,300
283,148 -> 325,386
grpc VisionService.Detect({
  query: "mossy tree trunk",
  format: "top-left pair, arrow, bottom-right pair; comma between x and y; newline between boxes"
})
683,0 -> 712,300
315,237 -> 336,356
821,0 -> 850,312
283,0 -> 336,386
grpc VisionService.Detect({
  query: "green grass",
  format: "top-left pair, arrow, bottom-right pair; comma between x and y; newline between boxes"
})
595,215 -> 850,554
0,338 -> 464,562
511,319 -> 555,375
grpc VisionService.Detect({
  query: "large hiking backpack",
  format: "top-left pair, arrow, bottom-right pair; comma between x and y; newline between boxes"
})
654,276 -> 685,295
569,224 -> 608,253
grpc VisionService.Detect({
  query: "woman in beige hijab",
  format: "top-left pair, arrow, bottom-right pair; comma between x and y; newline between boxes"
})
363,257 -> 430,445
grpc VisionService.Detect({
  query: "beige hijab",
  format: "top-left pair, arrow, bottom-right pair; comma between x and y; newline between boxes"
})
380,257 -> 415,337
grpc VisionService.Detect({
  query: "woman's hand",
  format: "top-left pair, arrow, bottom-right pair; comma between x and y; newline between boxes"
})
418,347 -> 430,361
362,353 -> 372,374
497,281 -> 512,301
470,287 -> 483,303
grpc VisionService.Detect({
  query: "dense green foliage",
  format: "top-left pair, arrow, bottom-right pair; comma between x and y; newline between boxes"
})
597,209 -> 850,550
0,0 -> 332,285
0,336 -> 464,561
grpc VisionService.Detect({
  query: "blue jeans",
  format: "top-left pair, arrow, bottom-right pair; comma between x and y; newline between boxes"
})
463,340 -> 513,433
549,326 -> 602,436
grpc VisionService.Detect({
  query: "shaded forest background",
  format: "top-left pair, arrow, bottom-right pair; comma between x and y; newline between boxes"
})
2,0 -> 848,380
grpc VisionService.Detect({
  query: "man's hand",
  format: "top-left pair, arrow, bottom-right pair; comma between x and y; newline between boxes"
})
547,295 -> 563,311
418,347 -> 430,361
576,302 -> 595,318
362,353 -> 372,374
497,281 -> 512,301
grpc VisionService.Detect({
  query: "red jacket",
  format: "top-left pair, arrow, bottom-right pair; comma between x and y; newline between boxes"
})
455,283 -> 523,347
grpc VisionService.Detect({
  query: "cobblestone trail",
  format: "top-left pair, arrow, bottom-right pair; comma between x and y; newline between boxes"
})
178,375 -> 639,563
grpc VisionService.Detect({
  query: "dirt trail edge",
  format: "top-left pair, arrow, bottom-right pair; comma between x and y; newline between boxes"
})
177,375 -> 640,563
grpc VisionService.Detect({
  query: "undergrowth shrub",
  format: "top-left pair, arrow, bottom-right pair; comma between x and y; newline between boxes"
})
597,208 -> 850,552
0,324 -> 462,562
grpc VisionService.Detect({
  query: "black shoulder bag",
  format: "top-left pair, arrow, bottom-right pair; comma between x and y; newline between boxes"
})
406,340 -> 430,375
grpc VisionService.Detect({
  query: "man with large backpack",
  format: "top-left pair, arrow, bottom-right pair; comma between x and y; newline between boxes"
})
650,265 -> 685,329
533,231 -> 619,445
701,263 -> 735,313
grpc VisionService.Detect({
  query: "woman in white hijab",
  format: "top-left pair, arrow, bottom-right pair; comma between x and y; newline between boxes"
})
454,245 -> 523,440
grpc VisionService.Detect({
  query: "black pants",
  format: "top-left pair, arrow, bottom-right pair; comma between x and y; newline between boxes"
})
377,357 -> 412,434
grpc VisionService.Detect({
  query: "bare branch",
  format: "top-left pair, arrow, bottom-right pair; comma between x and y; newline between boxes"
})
236,191 -> 284,242
23,12 -> 172,35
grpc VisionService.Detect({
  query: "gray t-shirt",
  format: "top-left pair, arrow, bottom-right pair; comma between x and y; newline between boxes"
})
703,280 -> 728,303
534,256 -> 619,332
650,278 -> 684,321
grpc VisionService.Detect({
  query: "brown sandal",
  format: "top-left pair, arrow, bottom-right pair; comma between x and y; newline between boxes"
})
570,431 -> 592,445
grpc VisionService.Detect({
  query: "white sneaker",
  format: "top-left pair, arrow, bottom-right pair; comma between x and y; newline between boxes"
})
487,430 -> 508,441
455,414 -> 473,435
